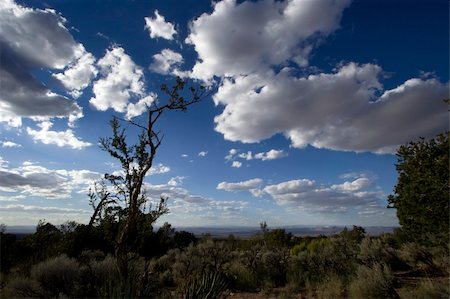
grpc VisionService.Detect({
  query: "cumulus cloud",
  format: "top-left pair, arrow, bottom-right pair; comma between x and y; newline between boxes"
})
231,161 -> 242,168
185,0 -> 448,153
149,48 -> 188,77
168,176 -> 185,186
0,162 -> 101,199
147,163 -> 171,175
263,176 -> 384,214
331,177 -> 372,192
225,149 -> 238,161
187,0 -> 351,81
90,47 -> 156,119
26,121 -> 91,149
227,148 -> 287,162
198,151 -> 208,157
213,64 -> 449,153
1,141 -> 21,148
144,10 -> 177,40
53,46 -> 98,98
0,0 -> 91,126
217,178 -> 263,192
142,179 -> 248,221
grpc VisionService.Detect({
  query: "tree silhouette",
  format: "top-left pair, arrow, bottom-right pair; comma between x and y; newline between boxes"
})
90,77 -> 207,278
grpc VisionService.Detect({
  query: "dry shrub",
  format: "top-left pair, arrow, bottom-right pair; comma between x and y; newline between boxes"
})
348,263 -> 399,298
316,275 -> 345,299
30,254 -> 81,298
398,278 -> 450,299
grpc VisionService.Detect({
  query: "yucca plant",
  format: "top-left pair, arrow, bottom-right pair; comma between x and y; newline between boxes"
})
180,271 -> 228,299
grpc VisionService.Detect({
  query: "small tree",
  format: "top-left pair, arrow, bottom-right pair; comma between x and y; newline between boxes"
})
90,77 -> 206,278
388,132 -> 449,246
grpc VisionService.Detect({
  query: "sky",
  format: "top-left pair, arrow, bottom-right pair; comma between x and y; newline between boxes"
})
0,0 -> 448,228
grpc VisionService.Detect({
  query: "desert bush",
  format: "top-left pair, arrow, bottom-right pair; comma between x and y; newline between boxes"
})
429,247 -> 450,276
288,234 -> 359,288
315,275 -> 345,299
30,254 -> 81,298
2,276 -> 43,298
397,278 -> 450,298
399,242 -> 433,268
260,247 -> 289,286
227,261 -> 258,291
348,263 -> 398,298
196,239 -> 234,273
359,237 -> 398,267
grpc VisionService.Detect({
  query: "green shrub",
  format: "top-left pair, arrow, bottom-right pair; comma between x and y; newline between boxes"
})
179,271 -> 228,299
227,261 -> 258,291
30,254 -> 81,298
399,242 -> 433,268
359,237 -> 398,267
315,275 -> 345,299
398,278 -> 450,298
348,263 -> 398,298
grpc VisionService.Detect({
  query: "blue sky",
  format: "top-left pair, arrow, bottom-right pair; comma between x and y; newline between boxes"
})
0,0 -> 448,228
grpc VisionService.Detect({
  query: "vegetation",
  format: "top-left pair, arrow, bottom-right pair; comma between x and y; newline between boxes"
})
388,132 -> 449,246
0,84 -> 448,298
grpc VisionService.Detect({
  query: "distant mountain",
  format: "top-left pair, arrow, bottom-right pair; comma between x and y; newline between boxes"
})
174,225 -> 397,238
3,224 -> 397,239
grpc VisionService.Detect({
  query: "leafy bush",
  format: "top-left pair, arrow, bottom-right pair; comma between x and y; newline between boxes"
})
358,237 -> 398,267
30,254 -> 81,298
398,278 -> 450,298
348,263 -> 398,298
399,242 -> 433,268
315,275 -> 345,299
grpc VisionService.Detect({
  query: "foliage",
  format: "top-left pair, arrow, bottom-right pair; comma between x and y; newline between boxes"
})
30,254 -> 81,298
179,271 -> 228,299
348,263 -> 399,298
397,278 -> 450,298
388,132 -> 449,246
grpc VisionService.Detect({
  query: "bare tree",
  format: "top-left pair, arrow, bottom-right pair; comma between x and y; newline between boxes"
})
91,77 -> 207,278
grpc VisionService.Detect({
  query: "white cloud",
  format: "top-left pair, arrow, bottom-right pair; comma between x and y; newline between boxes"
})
148,163 -> 171,175
149,49 -> 186,77
237,149 -> 287,161
125,94 -> 156,120
0,204 -> 91,214
213,64 -> 449,153
225,148 -> 238,161
332,177 -> 372,192
227,148 -> 287,163
254,149 -> 287,160
187,0 -> 351,81
168,176 -> 185,187
1,141 -> 21,148
0,0 -> 89,126
185,0 -> 448,153
198,151 -> 208,157
144,10 -> 177,40
231,161 -> 242,168
263,177 -> 384,214
141,179 -> 248,223
0,162 -> 101,199
217,178 -> 263,192
90,47 -> 156,118
238,151 -> 253,160
53,46 -> 98,98
26,121 -> 91,149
